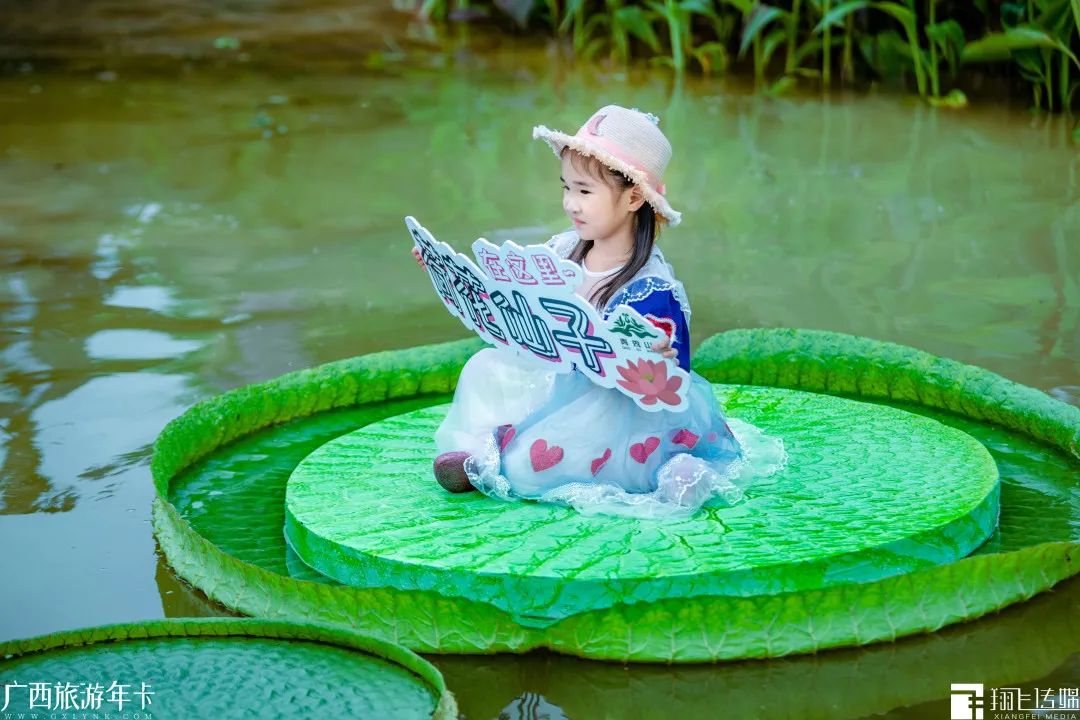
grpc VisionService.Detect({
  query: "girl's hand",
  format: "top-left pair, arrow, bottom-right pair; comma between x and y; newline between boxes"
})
411,246 -> 427,270
651,336 -> 676,360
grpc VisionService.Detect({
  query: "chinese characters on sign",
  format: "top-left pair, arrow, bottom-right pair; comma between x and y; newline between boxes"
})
406,216 -> 690,412
2,680 -> 154,715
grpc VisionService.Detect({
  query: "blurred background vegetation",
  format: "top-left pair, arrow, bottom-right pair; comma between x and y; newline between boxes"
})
414,0 -> 1080,112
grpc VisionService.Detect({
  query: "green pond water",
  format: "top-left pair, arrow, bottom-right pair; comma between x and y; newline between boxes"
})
1,7 -> 1079,718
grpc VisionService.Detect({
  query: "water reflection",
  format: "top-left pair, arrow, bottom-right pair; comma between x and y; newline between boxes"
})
1050,385 -> 1080,407
105,285 -> 177,312
85,329 -> 203,360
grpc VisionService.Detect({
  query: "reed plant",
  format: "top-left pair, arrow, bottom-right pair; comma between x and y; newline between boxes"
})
413,0 -> 1080,112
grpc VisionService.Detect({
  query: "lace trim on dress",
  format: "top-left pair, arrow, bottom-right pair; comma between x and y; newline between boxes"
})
546,230 -> 579,259
604,276 -> 692,329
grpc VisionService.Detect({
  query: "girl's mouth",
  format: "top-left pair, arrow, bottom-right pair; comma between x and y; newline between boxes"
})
574,219 -> 585,225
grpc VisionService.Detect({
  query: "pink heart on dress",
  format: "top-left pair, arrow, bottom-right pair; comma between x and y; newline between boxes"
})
530,439 -> 564,472
590,448 -> 612,476
671,428 -> 700,449
629,436 -> 661,464
706,431 -> 718,443
499,426 -> 516,451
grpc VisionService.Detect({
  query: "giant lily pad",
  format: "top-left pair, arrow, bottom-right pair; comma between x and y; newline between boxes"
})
0,618 -> 456,718
283,386 -> 999,624
151,329 -> 1080,661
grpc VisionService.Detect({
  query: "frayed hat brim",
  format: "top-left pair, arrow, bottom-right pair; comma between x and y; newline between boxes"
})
532,124 -> 682,228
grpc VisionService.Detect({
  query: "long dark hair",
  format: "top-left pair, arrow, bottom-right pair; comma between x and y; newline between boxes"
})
562,147 -> 664,311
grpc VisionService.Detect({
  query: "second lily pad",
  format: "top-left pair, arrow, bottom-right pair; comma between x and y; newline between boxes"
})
0,618 -> 456,718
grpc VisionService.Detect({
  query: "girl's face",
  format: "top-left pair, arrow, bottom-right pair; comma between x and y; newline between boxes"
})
560,151 -> 644,243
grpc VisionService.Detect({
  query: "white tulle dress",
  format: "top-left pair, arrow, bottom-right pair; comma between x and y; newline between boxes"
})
434,228 -> 786,519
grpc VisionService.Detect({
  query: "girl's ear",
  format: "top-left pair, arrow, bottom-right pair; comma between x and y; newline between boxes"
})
627,184 -> 646,212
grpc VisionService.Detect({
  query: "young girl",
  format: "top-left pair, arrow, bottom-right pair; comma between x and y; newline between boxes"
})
415,104 -> 783,518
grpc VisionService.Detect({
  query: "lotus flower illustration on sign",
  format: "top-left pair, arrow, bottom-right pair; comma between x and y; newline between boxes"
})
406,215 -> 690,412
615,358 -> 684,406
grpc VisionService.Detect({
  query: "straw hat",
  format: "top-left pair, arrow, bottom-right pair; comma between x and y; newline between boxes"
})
532,104 -> 682,227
